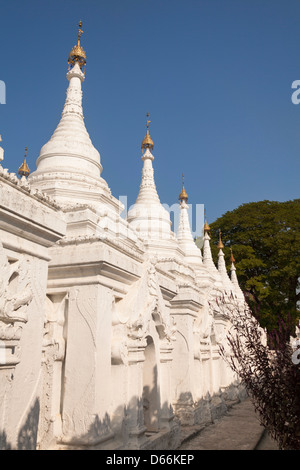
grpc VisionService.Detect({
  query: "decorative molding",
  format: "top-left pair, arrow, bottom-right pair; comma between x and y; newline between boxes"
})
0,165 -> 61,211
56,233 -> 145,262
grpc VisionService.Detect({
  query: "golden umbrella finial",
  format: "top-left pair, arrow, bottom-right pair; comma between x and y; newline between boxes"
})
217,229 -> 224,249
141,112 -> 154,151
204,208 -> 210,233
18,146 -> 30,178
179,173 -> 188,202
78,20 -> 83,43
68,20 -> 86,72
230,247 -> 235,264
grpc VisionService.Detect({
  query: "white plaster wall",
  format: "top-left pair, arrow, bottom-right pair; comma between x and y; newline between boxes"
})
6,255 -> 46,449
60,283 -> 113,446
0,175 -> 66,450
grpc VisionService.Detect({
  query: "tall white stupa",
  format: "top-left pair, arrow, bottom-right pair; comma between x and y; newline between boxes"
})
29,22 -> 120,215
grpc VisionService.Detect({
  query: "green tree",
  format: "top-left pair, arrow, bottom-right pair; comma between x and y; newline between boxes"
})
207,199 -> 300,333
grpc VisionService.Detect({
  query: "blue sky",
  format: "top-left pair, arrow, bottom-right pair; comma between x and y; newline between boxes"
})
0,0 -> 299,228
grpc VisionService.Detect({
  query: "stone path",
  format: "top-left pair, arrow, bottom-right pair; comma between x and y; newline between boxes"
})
178,398 -> 278,450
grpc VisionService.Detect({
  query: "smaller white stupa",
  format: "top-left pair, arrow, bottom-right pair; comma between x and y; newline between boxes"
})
229,247 -> 245,301
217,230 -> 235,293
176,173 -> 202,267
202,212 -> 219,273
127,114 -> 178,257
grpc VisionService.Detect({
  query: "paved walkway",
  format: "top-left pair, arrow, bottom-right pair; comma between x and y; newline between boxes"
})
178,398 -> 279,451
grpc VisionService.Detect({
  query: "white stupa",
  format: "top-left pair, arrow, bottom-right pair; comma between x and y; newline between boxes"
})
127,114 -> 178,257
216,230 -> 235,293
176,174 -> 202,267
29,22 -> 120,214
202,212 -> 219,273
229,247 -> 245,301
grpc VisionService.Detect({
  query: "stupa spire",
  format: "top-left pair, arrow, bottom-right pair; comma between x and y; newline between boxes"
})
203,208 -> 210,234
18,146 -> 30,178
230,247 -> 244,300
135,113 -> 160,205
178,173 -> 188,203
230,247 -> 235,264
217,229 -> 224,250
177,174 -> 202,265
127,114 -> 174,248
68,21 -> 86,72
217,230 -> 234,291
141,112 -> 154,152
202,210 -> 217,271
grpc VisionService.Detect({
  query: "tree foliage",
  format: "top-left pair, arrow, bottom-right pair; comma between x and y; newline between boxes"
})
208,199 -> 300,333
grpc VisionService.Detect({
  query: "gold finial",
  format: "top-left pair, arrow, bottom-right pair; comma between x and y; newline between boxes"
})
18,146 -> 30,178
141,112 -> 154,151
230,247 -> 235,264
179,173 -> 188,202
78,21 -> 83,43
217,229 -> 224,249
68,21 -> 87,72
204,208 -> 210,233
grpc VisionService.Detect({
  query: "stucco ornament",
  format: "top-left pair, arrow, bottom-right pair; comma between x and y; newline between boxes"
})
0,242 -> 33,330
111,260 -> 176,365
0,242 -> 33,366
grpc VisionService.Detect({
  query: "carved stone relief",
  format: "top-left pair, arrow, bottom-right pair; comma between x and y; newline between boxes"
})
0,242 -> 33,366
38,293 -> 68,449
112,260 -> 176,366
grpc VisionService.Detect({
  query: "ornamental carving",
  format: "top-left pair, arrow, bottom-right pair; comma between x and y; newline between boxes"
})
0,242 -> 33,365
140,167 -> 155,188
111,261 -> 176,365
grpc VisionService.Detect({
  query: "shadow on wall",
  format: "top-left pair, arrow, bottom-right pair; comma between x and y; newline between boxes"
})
17,399 -> 40,450
56,395 -> 179,450
0,396 -> 167,450
0,383 -> 246,450
0,398 -> 40,450
172,381 -> 247,427
0,430 -> 11,450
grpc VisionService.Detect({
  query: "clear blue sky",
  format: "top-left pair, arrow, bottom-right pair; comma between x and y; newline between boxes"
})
1,0 -> 299,227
